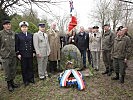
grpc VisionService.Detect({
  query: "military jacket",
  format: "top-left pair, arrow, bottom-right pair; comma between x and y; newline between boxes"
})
15,32 -> 35,57
102,30 -> 115,51
111,35 -> 131,59
89,32 -> 102,51
33,31 -> 51,57
0,30 -> 16,58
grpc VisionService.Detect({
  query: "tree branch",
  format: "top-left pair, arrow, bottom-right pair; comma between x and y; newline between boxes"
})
119,0 -> 133,4
3,0 -> 19,10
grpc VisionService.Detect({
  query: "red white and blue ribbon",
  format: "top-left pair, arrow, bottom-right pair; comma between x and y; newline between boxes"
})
60,69 -> 85,90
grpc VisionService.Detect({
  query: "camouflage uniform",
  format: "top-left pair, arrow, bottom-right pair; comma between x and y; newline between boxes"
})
0,30 -> 16,81
111,35 -> 131,83
102,30 -> 115,75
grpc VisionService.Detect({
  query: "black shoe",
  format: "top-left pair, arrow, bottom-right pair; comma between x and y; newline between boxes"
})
29,79 -> 35,84
7,81 -> 14,92
107,72 -> 112,76
111,76 -> 119,80
24,82 -> 29,86
11,80 -> 19,88
111,73 -> 119,80
119,75 -> 124,83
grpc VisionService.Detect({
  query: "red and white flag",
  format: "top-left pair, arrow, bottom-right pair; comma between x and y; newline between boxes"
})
68,16 -> 77,32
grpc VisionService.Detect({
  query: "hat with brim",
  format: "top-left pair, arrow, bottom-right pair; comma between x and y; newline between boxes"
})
19,21 -> 29,27
38,23 -> 45,27
93,26 -> 99,29
103,24 -> 110,27
2,20 -> 10,25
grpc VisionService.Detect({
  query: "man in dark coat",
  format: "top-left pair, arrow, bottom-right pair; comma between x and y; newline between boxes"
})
76,26 -> 89,70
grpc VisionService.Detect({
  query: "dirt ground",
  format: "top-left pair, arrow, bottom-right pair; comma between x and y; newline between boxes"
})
0,60 -> 133,100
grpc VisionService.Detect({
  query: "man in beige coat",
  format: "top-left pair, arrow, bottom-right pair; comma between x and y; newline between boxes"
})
33,23 -> 51,80
89,26 -> 102,71
47,22 -> 61,73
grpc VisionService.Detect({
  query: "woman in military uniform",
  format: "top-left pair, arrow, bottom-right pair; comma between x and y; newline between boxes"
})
15,21 -> 35,86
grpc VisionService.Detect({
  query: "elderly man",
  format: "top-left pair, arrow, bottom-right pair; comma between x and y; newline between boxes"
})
89,26 -> 102,71
76,26 -> 89,70
0,20 -> 18,92
33,23 -> 51,80
47,22 -> 61,73
111,28 -> 131,83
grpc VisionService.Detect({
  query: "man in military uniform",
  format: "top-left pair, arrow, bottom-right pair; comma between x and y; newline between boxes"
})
89,26 -> 102,71
15,21 -> 35,86
47,22 -> 61,73
102,24 -> 115,76
111,28 -> 131,83
0,56 -> 3,70
33,23 -> 51,80
0,20 -> 18,92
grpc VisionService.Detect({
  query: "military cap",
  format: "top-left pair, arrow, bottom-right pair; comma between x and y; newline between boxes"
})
103,24 -> 110,27
19,21 -> 29,27
2,20 -> 10,25
117,26 -> 123,32
93,26 -> 99,29
38,23 -> 45,27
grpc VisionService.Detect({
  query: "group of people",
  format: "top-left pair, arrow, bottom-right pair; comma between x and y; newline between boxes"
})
0,19 -> 132,92
64,24 -> 132,84
0,20 -> 60,92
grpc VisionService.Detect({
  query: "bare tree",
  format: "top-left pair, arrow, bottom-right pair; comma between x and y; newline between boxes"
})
0,0 -> 68,29
90,0 -> 111,33
54,13 -> 70,35
0,0 -> 68,16
110,0 -> 123,32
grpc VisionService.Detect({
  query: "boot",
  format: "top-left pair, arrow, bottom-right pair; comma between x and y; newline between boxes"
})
111,73 -> 119,80
120,75 -> 124,83
11,80 -> 19,88
7,81 -> 14,92
102,68 -> 109,75
107,71 -> 112,76
107,69 -> 113,76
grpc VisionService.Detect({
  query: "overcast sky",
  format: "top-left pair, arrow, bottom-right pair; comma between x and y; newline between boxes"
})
33,0 -> 96,29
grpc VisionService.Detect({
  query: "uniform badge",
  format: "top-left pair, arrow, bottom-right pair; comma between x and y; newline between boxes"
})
12,36 -> 15,39
85,36 -> 86,39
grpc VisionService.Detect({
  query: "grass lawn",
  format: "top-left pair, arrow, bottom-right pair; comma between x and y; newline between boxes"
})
0,60 -> 133,100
